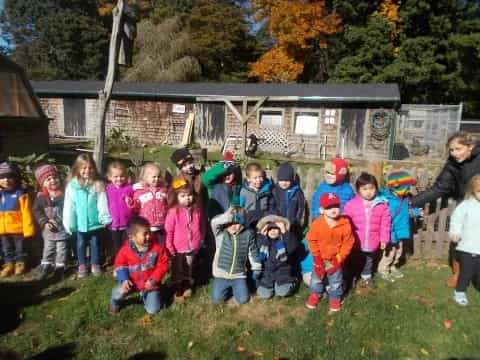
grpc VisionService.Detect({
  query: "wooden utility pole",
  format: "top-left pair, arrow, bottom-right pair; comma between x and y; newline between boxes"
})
93,0 -> 125,169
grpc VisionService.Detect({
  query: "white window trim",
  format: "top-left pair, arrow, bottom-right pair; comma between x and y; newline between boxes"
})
257,107 -> 285,128
323,108 -> 337,125
291,108 -> 321,136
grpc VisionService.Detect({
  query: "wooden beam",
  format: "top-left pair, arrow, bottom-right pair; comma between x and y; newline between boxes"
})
241,100 -> 248,158
93,0 -> 125,169
224,99 -> 243,123
244,97 -> 268,125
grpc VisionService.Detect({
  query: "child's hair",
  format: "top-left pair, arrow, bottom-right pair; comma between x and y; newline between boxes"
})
168,177 -> 196,207
447,131 -> 476,147
69,153 -> 98,181
245,162 -> 264,178
355,172 -> 378,192
126,216 -> 150,237
464,175 -> 480,199
228,206 -> 247,225
107,160 -> 128,176
138,162 -> 163,182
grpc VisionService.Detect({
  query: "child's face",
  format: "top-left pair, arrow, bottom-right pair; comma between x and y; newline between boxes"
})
108,168 -> 128,187
449,140 -> 474,163
0,175 -> 16,190
247,170 -> 264,191
130,226 -> 152,251
325,170 -> 336,185
144,167 -> 161,187
278,180 -> 292,190
358,183 -> 377,201
323,206 -> 340,219
473,186 -> 480,201
226,223 -> 242,234
267,227 -> 280,239
79,163 -> 95,181
43,174 -> 61,191
178,191 -> 194,207
181,160 -> 195,175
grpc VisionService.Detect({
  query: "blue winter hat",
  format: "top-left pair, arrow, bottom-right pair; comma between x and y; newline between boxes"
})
277,163 -> 294,182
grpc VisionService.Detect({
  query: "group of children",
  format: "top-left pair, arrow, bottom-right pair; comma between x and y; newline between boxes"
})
1,146 -> 479,316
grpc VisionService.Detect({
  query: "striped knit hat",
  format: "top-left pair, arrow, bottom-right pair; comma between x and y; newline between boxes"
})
386,169 -> 416,197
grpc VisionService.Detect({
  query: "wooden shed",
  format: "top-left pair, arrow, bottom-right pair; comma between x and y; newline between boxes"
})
32,81 -> 400,160
0,55 -> 49,158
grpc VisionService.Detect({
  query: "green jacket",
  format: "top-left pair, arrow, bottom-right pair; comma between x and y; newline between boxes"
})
211,212 -> 260,279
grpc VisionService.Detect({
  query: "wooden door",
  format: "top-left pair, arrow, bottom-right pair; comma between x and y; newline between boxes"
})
194,103 -> 225,147
339,108 -> 365,157
63,98 -> 86,137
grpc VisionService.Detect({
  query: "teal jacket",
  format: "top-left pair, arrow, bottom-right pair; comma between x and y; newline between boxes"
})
63,178 -> 111,234
450,198 -> 480,255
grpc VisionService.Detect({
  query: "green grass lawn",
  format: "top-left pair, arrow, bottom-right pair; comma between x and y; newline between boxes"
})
1,261 -> 479,360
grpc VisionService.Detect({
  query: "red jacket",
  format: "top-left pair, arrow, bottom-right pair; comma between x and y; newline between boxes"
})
133,182 -> 168,229
113,241 -> 169,291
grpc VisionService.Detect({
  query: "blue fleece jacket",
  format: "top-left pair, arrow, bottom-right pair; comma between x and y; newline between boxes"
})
311,181 -> 355,219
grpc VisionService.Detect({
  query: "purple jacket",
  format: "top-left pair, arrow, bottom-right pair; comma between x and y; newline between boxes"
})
164,206 -> 206,257
106,183 -> 134,230
343,195 -> 391,252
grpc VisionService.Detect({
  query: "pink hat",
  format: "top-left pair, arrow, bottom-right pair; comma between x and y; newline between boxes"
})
34,164 -> 58,185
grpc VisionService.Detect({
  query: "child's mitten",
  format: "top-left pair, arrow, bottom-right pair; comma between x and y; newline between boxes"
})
325,257 -> 341,275
275,241 -> 287,262
259,245 -> 269,262
313,256 -> 326,278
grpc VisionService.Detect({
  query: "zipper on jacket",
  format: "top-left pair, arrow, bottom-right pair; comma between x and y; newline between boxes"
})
229,234 -> 238,275
187,208 -> 192,251
364,204 -> 371,250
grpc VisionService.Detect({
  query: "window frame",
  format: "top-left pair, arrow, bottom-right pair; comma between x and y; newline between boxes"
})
291,108 -> 321,136
257,107 -> 285,128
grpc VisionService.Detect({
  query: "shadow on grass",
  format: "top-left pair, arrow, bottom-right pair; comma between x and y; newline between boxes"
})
27,343 -> 76,360
128,351 -> 168,360
0,275 -> 76,335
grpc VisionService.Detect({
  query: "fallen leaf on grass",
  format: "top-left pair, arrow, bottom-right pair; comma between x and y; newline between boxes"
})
196,311 -> 206,320
443,319 -> 452,329
236,345 -> 246,353
136,315 -> 153,327
187,341 -> 194,349
46,314 -> 54,320
252,350 -> 264,357
57,288 -> 80,302
324,319 -> 335,328
393,304 -> 400,310
420,348 -> 429,356
413,295 -> 428,305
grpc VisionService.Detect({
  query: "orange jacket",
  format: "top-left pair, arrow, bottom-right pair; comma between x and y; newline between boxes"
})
0,189 -> 35,237
306,215 -> 354,263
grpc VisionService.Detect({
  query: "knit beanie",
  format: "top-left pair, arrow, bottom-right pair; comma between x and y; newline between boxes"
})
386,169 -> 416,197
277,162 -> 295,182
34,164 -> 59,186
221,151 -> 236,170
0,162 -> 16,178
170,148 -> 194,169
324,158 -> 348,184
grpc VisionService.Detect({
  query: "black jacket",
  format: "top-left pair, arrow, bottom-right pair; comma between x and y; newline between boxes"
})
412,144 -> 480,207
257,234 -> 296,287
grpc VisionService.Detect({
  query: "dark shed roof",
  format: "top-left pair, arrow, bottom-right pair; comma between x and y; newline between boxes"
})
32,80 -> 400,104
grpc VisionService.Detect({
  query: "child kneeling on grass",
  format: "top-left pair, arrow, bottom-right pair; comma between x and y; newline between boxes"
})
306,193 -> 354,312
109,216 -> 169,315
211,206 -> 261,305
449,175 -> 480,306
255,215 -> 297,298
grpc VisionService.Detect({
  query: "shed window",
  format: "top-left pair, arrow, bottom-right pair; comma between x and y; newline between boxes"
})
294,112 -> 319,135
258,109 -> 283,127
323,109 -> 336,125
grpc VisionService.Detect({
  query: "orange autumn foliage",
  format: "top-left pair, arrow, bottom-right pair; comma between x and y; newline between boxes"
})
97,0 -> 152,17
375,0 -> 401,35
250,0 -> 342,82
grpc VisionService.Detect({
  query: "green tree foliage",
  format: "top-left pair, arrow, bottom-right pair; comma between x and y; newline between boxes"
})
1,0 -> 109,79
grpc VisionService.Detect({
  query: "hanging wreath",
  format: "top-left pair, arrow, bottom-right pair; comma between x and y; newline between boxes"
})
370,109 -> 391,142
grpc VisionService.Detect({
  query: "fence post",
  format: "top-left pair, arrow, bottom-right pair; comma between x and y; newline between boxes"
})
367,160 -> 384,185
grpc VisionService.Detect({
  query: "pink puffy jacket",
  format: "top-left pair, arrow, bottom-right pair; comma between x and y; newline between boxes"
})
343,195 -> 391,252
133,182 -> 168,229
164,206 -> 206,256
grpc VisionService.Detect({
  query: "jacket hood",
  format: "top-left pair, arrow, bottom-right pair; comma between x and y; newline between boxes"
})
256,215 -> 290,233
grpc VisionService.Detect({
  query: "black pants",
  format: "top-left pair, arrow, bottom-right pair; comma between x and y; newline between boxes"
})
456,251 -> 480,292
105,229 -> 126,264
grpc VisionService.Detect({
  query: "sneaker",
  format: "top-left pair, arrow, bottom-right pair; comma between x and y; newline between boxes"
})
306,293 -> 321,309
454,291 -> 469,306
78,264 -> 88,278
378,271 -> 395,283
0,263 -> 14,278
14,262 -> 26,276
390,267 -> 404,279
329,299 -> 341,312
183,288 -> 193,298
37,264 -> 53,280
108,303 -> 120,314
91,265 -> 102,277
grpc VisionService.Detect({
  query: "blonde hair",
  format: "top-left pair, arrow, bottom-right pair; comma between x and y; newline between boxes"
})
107,160 -> 128,176
245,162 -> 264,178
447,131 -> 476,147
69,153 -> 98,182
464,175 -> 480,199
138,162 -> 163,182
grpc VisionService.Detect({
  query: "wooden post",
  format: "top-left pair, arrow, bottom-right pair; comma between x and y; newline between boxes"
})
93,0 -> 125,169
367,160 -> 384,186
241,100 -> 247,157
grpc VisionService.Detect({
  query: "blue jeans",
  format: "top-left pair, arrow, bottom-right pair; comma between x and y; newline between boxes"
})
1,235 -> 24,263
310,268 -> 343,301
76,230 -> 100,266
257,282 -> 295,298
110,285 -> 162,314
211,278 -> 250,304
361,251 -> 375,279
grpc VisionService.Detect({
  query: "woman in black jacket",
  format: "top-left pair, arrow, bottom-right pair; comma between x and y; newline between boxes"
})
412,132 -> 480,287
